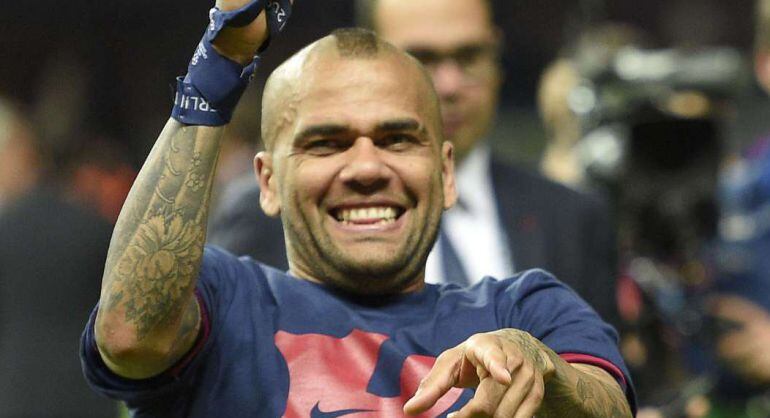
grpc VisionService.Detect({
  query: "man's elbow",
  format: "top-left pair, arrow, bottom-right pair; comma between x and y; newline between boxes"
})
94,310 -> 178,379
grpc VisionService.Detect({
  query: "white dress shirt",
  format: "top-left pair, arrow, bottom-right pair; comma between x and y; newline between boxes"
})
425,145 -> 515,285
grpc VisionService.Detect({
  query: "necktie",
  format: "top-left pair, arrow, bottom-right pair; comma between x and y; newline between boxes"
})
438,227 -> 468,286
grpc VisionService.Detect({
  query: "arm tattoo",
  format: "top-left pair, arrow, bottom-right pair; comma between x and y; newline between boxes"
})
540,362 -> 632,418
496,329 -> 549,372
496,329 -> 631,418
100,121 -> 221,342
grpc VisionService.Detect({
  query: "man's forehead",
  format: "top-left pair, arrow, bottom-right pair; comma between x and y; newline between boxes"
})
302,52 -> 413,87
374,0 -> 495,48
262,30 -> 441,150
294,73 -> 430,132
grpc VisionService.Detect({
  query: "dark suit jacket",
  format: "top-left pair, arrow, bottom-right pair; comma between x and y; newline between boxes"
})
207,159 -> 620,327
489,160 -> 619,327
0,187 -> 117,417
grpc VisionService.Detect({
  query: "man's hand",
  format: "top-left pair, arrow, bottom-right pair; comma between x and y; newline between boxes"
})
212,0 -> 293,64
404,329 -> 556,418
713,295 -> 770,385
212,0 -> 269,64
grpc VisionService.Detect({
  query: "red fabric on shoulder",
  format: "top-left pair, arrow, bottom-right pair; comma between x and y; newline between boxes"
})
559,353 -> 627,390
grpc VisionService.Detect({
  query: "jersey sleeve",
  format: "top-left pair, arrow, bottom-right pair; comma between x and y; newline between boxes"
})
497,269 -> 637,413
78,245 -> 253,411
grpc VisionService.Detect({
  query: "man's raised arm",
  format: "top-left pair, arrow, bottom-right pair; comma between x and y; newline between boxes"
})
93,0 -> 290,379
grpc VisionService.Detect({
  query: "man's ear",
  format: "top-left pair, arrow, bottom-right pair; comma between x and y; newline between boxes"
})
441,141 -> 457,210
255,151 -> 281,217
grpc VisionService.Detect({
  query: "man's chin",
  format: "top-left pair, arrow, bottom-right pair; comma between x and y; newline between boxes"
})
334,254 -> 404,277
326,253 -> 419,294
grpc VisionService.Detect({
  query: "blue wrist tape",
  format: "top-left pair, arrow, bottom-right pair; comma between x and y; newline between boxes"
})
172,0 -> 293,126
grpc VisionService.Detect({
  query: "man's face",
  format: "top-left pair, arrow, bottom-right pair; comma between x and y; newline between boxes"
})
374,0 -> 502,163
259,53 -> 456,295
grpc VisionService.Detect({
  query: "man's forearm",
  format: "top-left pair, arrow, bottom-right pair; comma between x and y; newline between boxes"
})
95,120 -> 223,375
540,356 -> 632,418
494,329 -> 631,417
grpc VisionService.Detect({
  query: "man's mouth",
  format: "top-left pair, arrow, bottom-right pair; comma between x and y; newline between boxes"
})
331,205 -> 405,226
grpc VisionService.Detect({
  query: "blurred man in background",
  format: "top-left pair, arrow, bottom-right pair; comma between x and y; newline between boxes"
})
209,0 -> 621,327
0,98 -> 41,213
0,92 -> 132,416
705,0 -> 770,415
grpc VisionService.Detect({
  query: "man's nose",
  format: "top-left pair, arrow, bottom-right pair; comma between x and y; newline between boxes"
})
338,137 -> 390,190
431,61 -> 465,99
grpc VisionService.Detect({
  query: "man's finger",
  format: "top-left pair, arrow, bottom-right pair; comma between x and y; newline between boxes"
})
464,335 -> 512,385
501,339 -> 525,376
447,377 -> 508,418
513,374 -> 545,418
495,363 -> 538,416
403,348 -> 462,415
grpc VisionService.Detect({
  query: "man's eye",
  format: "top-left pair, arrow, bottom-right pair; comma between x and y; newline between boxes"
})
306,139 -> 343,155
381,134 -> 415,150
454,46 -> 486,67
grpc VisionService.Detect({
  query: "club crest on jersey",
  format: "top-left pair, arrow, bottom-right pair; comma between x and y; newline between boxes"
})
275,329 -> 465,418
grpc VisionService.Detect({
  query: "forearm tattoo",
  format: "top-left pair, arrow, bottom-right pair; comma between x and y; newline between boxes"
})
497,329 -> 549,373
497,329 -> 631,418
101,122 -> 221,341
540,359 -> 632,418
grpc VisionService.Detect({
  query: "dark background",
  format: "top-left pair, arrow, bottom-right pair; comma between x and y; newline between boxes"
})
0,0 -> 756,162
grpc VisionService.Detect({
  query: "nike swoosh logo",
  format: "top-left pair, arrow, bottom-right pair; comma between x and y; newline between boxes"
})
310,402 -> 374,418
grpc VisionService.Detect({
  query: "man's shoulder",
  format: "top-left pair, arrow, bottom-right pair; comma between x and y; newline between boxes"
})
197,245 -> 299,313
454,269 -> 569,302
200,245 -> 271,284
489,159 -> 592,199
489,158 -> 609,212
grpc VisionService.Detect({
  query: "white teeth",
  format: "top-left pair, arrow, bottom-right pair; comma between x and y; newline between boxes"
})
337,206 -> 398,223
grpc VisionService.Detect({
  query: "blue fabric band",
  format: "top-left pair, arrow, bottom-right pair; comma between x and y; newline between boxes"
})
172,0 -> 292,126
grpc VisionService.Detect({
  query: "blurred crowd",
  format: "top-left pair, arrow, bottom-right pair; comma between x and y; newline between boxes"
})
3,0 -> 770,417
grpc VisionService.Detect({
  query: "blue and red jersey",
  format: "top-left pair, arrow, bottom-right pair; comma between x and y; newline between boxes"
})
81,246 -> 635,417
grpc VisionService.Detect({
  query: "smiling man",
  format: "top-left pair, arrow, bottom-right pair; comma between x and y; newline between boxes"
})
256,42 -> 450,295
209,0 -> 620,329
81,1 -> 634,417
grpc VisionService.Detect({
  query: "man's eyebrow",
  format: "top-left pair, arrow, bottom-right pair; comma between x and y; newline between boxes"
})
293,124 -> 349,143
294,119 -> 425,143
375,118 -> 425,133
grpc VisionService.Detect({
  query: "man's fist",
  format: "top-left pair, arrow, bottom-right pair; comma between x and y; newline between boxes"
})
212,0 -> 285,65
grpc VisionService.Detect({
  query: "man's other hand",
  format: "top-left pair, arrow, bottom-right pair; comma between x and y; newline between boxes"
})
404,329 -> 555,418
213,0 -> 293,64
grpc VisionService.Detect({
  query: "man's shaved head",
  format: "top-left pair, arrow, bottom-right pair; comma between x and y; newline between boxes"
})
260,28 -> 440,151
255,28 -> 456,294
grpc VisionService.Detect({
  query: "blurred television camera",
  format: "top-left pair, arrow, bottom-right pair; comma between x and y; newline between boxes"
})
565,44 -> 749,269
549,40 -> 755,413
